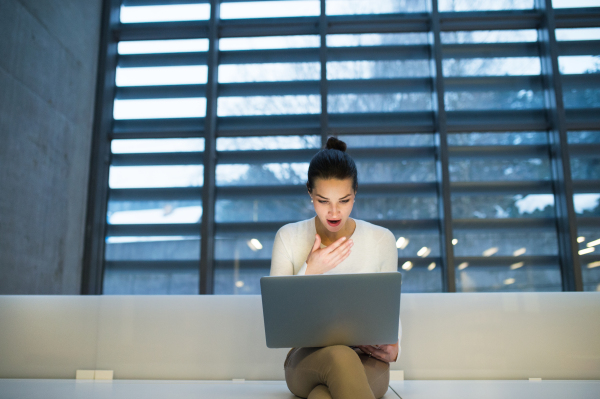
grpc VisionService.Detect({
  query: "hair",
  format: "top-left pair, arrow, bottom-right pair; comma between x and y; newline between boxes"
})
306,137 -> 358,193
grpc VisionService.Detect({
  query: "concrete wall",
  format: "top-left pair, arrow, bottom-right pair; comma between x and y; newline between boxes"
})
0,0 -> 103,294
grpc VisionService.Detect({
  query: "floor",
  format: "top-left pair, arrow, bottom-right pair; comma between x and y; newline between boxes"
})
0,379 -> 598,399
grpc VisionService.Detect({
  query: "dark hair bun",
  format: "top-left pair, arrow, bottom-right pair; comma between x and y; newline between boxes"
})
325,136 -> 347,152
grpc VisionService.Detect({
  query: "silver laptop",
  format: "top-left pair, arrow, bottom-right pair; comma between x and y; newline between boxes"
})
260,272 -> 402,348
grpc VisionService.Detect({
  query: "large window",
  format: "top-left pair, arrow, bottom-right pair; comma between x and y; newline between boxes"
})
84,0 -> 600,294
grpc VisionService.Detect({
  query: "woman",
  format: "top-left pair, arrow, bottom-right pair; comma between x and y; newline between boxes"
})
270,137 -> 401,399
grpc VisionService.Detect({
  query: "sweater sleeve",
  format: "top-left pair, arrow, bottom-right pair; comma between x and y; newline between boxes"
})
378,229 -> 402,361
270,229 -> 295,276
379,229 -> 399,273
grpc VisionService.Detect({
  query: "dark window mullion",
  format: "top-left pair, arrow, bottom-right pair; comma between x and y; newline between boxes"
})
536,0 -> 582,291
82,0 -> 122,295
431,0 -> 455,292
200,0 -> 220,295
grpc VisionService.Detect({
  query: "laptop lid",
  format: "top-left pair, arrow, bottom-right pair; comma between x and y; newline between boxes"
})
260,272 -> 401,348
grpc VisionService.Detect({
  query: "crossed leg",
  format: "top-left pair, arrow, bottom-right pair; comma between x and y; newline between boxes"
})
284,345 -> 390,399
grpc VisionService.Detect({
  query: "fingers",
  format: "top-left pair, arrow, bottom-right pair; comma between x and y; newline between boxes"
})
329,242 -> 352,265
323,235 -> 350,254
310,234 -> 321,253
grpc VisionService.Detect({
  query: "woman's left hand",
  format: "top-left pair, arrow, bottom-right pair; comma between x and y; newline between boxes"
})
356,341 -> 398,363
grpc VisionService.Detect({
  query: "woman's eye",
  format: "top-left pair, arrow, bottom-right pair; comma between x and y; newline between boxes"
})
341,200 -> 350,203
318,200 -> 327,204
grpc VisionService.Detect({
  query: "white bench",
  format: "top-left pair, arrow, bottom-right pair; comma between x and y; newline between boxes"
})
1,293 -> 599,397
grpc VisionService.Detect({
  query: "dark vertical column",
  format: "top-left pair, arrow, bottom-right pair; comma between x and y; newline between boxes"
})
81,0 -> 121,295
319,0 -> 329,146
536,0 -> 582,291
200,0 -> 220,295
430,0 -> 455,292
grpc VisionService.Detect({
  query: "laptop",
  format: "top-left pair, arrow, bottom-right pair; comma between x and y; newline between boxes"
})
260,272 -> 402,348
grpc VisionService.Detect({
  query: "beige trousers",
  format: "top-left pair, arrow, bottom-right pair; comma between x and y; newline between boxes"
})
284,345 -> 390,399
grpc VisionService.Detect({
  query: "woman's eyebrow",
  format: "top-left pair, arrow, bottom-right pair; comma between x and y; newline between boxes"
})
316,194 -> 352,200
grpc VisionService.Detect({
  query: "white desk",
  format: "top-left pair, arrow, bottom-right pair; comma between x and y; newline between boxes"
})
1,379 -> 599,399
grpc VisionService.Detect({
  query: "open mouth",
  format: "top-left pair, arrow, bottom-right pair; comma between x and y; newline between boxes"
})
327,219 -> 341,227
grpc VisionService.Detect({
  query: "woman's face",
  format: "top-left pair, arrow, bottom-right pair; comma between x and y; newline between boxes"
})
310,178 -> 355,233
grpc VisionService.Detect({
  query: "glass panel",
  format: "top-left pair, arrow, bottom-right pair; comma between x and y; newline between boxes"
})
216,198 -> 314,223
326,0 -> 428,15
217,135 -> 320,151
116,66 -> 208,86
328,93 -> 432,113
109,165 -> 204,188
395,231 -> 442,295
103,270 -> 199,295
439,0 -> 534,11
219,63 -> 320,83
353,196 -> 438,220
574,194 -> 600,216
399,265 -> 443,293
442,58 -> 541,77
112,138 -> 205,153
118,39 -> 209,54
120,4 -> 210,23
452,194 -> 555,219
220,1 -> 320,19
338,134 -> 434,147
568,131 -> 600,144
449,158 -> 551,182
552,0 -> 600,8
108,200 -> 203,225
216,196 -> 438,223
214,233 -> 274,294
328,60 -> 430,79
577,227 -> 600,292
452,230 -> 559,256
220,35 -> 319,51
218,95 -> 320,116
562,87 -> 600,108
217,159 -> 435,186
444,90 -> 544,110
441,30 -> 537,44
455,264 -> 561,292
448,132 -> 547,146
356,160 -> 436,183
558,56 -> 600,75
327,33 -> 428,47
570,157 -> 600,180
214,267 -> 268,294
105,236 -> 200,261
113,98 -> 206,119
393,231 -> 441,259
555,28 -> 600,41
216,163 -> 309,186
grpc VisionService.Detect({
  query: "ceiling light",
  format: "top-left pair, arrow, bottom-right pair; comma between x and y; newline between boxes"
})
504,278 -> 515,285
396,237 -> 409,249
247,238 -> 263,251
513,247 -> 526,257
577,236 -> 585,243
588,261 -> 600,269
401,261 -> 413,271
457,262 -> 469,270
510,262 -> 524,270
587,238 -> 600,247
427,262 -> 436,271
579,247 -> 595,255
235,281 -> 244,288
452,239 -> 458,245
483,247 -> 498,257
417,247 -> 430,257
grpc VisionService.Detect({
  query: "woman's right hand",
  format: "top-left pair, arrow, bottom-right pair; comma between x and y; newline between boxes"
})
305,234 -> 353,275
